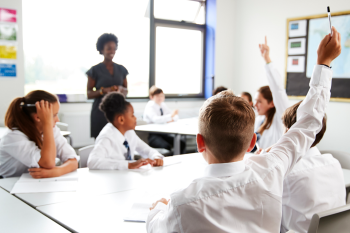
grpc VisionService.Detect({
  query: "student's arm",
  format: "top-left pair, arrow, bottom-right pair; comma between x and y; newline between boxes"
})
259,37 -> 289,116
266,28 -> 341,175
36,100 -> 56,169
28,159 -> 78,178
146,200 -> 181,233
144,105 -> 173,124
87,137 -> 130,170
134,131 -> 164,161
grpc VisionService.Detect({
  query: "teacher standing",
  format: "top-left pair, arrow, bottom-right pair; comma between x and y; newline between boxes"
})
86,33 -> 128,138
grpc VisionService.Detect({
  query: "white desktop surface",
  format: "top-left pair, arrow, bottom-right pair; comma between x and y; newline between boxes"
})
0,188 -> 69,233
36,154 -> 207,233
135,117 -> 198,136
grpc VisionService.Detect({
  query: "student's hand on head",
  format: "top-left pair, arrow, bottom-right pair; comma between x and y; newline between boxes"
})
35,100 -> 53,127
28,167 -> 57,179
150,198 -> 169,210
154,158 -> 163,167
317,27 -> 342,67
128,159 -> 149,169
259,36 -> 272,64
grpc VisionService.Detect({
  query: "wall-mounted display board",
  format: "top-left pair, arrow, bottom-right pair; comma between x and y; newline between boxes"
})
0,7 -> 17,78
285,10 -> 350,102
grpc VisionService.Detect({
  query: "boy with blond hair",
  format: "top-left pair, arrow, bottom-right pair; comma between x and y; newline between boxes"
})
146,27 -> 342,232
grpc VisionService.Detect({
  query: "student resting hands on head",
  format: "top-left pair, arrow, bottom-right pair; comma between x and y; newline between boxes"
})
146,27 -> 341,233
0,91 -> 78,178
88,92 -> 164,170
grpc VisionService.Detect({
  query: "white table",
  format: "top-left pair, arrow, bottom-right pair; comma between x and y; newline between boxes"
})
31,154 -> 207,233
135,118 -> 198,155
0,188 -> 70,233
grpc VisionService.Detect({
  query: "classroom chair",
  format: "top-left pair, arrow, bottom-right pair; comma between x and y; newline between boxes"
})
56,122 -> 73,146
307,204 -> 350,233
320,150 -> 350,169
78,145 -> 94,168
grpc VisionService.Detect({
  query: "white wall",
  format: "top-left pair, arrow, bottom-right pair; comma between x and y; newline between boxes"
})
216,0 -> 350,152
0,0 -> 24,126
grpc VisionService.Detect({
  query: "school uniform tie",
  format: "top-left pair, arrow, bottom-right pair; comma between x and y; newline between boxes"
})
123,140 -> 132,160
160,108 -> 163,116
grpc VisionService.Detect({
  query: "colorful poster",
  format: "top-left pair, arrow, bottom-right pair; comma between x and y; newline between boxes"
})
0,45 -> 16,59
0,24 -> 17,41
287,56 -> 305,73
0,8 -> 16,23
0,63 -> 16,77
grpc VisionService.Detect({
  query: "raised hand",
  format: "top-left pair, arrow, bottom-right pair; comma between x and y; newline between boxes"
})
259,36 -> 271,64
317,27 -> 342,67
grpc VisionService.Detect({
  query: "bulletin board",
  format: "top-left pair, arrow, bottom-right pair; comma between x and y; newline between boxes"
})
285,10 -> 350,102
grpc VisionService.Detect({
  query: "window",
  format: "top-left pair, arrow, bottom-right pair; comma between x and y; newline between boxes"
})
150,0 -> 206,97
155,27 -> 203,95
23,0 -> 150,97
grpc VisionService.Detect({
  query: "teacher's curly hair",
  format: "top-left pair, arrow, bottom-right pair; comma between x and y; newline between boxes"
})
96,33 -> 118,54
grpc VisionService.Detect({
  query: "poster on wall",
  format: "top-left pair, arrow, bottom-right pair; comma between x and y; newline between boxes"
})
0,7 -> 17,78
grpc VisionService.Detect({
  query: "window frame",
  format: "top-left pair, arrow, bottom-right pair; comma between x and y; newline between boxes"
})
149,0 -> 206,99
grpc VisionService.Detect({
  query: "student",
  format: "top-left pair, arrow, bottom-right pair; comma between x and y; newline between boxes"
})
280,101 -> 345,233
143,86 -> 186,154
0,90 -> 78,178
88,92 -> 164,170
240,92 -> 254,108
212,86 -> 228,96
254,37 -> 290,149
146,27 -> 341,232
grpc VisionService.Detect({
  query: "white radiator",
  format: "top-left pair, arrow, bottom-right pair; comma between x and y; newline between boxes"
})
59,111 -> 94,148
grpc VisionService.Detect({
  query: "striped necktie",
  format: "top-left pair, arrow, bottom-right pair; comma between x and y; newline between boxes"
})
123,140 -> 131,160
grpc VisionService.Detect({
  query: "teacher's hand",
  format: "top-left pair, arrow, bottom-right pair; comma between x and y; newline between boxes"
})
104,85 -> 119,94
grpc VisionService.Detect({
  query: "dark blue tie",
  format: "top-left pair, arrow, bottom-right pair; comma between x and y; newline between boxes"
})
160,108 -> 163,116
123,140 -> 131,160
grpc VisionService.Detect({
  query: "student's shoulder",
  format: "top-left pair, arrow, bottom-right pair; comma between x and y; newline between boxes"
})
0,128 -> 30,145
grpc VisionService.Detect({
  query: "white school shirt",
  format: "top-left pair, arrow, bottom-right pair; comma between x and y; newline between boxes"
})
256,63 -> 290,149
87,123 -> 163,170
143,100 -> 179,124
0,126 -> 77,178
146,65 -> 332,233
281,147 -> 345,233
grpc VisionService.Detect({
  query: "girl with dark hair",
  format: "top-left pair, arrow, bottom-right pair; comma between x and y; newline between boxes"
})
87,33 -> 129,138
254,37 -> 290,149
0,90 -> 78,178
88,92 -> 164,170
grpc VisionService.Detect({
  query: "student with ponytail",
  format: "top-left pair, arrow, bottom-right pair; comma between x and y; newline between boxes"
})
0,90 -> 78,178
254,37 -> 290,149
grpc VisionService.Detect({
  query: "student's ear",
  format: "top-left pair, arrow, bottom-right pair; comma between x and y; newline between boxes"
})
269,100 -> 275,108
246,133 -> 257,152
117,115 -> 125,125
196,134 -> 206,153
31,113 -> 40,123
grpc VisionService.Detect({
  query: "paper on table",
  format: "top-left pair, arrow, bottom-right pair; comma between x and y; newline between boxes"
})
11,171 -> 78,194
124,202 -> 151,222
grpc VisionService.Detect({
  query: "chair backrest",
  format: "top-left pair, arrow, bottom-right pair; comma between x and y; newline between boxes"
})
56,122 -> 69,131
78,145 -> 94,168
308,204 -> 350,233
320,150 -> 350,169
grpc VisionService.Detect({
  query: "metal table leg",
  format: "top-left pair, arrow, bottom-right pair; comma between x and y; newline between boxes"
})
173,134 -> 181,155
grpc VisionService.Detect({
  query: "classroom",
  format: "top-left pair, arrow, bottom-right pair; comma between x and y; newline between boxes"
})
1,0 -> 350,232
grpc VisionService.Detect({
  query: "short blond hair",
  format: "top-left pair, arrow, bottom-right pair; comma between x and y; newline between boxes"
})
149,85 -> 163,97
199,90 -> 255,162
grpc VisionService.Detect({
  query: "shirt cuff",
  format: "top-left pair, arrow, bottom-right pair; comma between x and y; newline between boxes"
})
310,65 -> 332,89
173,115 -> 179,122
118,160 -> 129,170
150,152 -> 164,160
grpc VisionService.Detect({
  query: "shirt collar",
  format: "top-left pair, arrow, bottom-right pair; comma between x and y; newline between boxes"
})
106,123 -> 125,143
304,146 -> 321,157
204,161 -> 245,178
